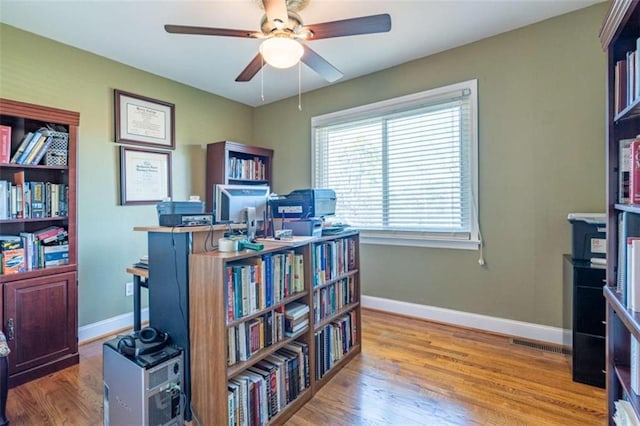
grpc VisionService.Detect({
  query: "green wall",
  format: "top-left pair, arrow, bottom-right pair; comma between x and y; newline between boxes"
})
0,3 -> 607,330
253,4 -> 608,328
0,24 -> 254,326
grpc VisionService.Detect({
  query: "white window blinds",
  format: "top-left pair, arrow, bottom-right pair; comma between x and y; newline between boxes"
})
312,80 -> 479,248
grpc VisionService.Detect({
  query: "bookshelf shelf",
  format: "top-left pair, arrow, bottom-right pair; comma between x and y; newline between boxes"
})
604,287 -> 640,340
189,232 -> 361,425
0,98 -> 78,387
615,203 -> 640,214
313,270 -> 359,291
615,366 -> 640,416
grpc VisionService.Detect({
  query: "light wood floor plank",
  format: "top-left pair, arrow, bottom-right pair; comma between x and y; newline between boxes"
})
4,308 -> 605,425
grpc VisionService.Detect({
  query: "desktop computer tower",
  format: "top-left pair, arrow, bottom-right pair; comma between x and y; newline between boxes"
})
103,337 -> 183,426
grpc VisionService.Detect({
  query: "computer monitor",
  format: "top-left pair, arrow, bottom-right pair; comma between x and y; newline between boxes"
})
214,184 -> 270,225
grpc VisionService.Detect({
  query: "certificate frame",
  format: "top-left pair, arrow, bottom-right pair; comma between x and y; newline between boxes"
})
114,89 -> 175,150
120,146 -> 172,205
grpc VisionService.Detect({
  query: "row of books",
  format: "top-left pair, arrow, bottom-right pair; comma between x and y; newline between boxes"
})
228,310 -> 286,366
226,251 -> 305,322
227,302 -> 309,367
613,399 -> 640,425
0,125 -> 67,165
228,156 -> 268,182
1,227 -> 69,274
617,212 -> 640,313
0,175 -> 68,220
614,37 -> 640,115
228,341 -> 309,426
313,276 -> 356,323
315,311 -> 357,380
312,237 -> 357,287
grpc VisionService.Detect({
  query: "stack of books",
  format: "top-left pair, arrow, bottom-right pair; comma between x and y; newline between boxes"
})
284,302 -> 309,337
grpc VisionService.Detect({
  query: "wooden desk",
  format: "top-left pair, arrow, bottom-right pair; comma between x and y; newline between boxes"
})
126,266 -> 148,332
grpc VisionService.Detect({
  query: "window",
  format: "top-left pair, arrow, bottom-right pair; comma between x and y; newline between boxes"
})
312,80 -> 479,249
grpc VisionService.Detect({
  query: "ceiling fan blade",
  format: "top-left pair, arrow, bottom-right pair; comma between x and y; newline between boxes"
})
301,45 -> 343,83
235,53 -> 265,82
305,14 -> 391,40
262,0 -> 289,27
165,24 -> 256,38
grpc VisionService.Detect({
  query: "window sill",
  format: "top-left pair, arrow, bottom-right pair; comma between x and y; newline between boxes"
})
360,232 -> 480,250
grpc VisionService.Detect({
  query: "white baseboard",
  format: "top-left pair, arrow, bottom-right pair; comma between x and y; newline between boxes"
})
78,308 -> 149,343
80,298 -> 563,346
361,295 -> 564,345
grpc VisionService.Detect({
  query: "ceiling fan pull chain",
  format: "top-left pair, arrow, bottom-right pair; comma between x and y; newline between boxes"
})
261,56 -> 265,102
298,61 -> 302,111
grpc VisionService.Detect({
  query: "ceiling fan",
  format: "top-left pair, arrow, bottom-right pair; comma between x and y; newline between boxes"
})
164,0 -> 391,83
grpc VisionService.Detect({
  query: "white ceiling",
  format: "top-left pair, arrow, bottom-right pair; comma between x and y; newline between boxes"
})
0,0 -> 603,107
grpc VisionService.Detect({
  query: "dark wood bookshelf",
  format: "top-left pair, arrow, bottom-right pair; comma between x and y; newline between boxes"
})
0,98 -> 79,387
601,2 -> 640,422
205,140 -> 274,212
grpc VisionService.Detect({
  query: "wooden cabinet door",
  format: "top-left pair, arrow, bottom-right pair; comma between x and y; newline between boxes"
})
4,272 -> 77,375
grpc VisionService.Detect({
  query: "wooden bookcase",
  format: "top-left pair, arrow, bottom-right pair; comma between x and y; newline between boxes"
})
600,1 -> 640,423
205,140 -> 274,212
189,231 -> 360,425
0,98 -> 79,387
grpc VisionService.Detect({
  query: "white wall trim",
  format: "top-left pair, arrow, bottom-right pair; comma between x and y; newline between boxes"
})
79,298 -> 563,346
361,295 -> 563,345
78,308 -> 149,343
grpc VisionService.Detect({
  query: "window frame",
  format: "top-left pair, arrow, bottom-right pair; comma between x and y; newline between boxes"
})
311,79 -> 480,250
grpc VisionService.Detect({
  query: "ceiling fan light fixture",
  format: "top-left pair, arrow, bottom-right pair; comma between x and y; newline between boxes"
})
259,37 -> 303,69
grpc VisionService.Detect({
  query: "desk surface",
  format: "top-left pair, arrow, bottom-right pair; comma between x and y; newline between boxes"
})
134,224 -> 245,233
126,266 -> 149,278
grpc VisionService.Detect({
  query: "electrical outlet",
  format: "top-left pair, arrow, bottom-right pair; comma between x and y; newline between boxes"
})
125,282 -> 134,297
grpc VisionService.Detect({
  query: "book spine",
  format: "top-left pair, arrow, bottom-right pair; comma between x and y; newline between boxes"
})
0,126 -> 10,164
10,132 -> 32,163
631,140 -> 640,204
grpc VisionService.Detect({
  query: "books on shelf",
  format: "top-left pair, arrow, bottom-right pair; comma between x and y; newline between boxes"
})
626,235 -> 640,312
228,342 -> 309,424
632,336 -> 640,395
615,37 -> 640,115
0,177 -> 68,220
620,138 -> 636,203
226,252 -> 305,322
630,139 -> 640,204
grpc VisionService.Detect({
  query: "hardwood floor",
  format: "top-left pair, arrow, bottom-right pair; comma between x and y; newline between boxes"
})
4,309 -> 606,425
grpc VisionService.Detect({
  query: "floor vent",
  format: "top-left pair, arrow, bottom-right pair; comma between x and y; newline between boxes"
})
510,338 -> 569,354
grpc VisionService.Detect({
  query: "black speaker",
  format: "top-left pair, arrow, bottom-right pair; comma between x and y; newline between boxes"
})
116,327 -> 169,358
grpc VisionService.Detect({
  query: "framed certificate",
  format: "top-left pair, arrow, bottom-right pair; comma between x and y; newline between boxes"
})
120,146 -> 172,205
115,89 -> 175,149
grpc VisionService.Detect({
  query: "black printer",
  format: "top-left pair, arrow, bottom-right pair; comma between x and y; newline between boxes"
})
270,189 -> 336,219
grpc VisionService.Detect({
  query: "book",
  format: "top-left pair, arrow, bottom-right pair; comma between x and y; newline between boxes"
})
632,336 -> 640,395
10,132 -> 32,163
31,135 -> 54,165
44,244 -> 69,266
620,138 -> 636,203
0,125 -> 10,164
630,238 -> 640,312
12,171 -> 29,219
30,182 -> 45,218
24,135 -> 51,165
1,246 -> 25,275
629,139 -> 640,204
0,181 -> 8,220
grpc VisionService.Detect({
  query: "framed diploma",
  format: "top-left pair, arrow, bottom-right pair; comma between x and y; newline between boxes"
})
120,146 -> 172,205
114,89 -> 175,149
